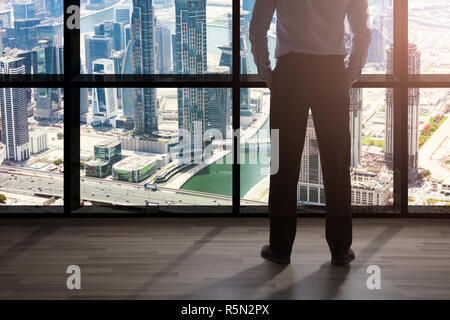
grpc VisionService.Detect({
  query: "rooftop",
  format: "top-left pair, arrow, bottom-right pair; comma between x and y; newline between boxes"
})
112,156 -> 158,171
86,159 -> 109,166
95,139 -> 121,149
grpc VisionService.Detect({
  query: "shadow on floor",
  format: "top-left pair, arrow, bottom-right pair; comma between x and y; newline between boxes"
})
127,224 -> 227,299
0,223 -> 59,270
261,224 -> 404,299
173,261 -> 288,299
171,224 -> 404,299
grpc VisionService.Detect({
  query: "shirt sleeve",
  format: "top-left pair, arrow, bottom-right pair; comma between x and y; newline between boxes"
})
346,0 -> 372,84
249,0 -> 276,82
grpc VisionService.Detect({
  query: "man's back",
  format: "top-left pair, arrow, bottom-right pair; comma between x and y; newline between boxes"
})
274,0 -> 351,56
250,0 -> 371,85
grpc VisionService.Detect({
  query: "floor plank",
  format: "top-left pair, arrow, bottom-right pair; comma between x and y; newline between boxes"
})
0,218 -> 449,299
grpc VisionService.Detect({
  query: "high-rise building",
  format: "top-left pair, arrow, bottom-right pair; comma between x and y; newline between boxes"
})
367,16 -> 385,63
92,59 -> 118,125
94,20 -> 124,52
56,46 -> 63,74
13,1 -> 35,20
123,24 -> 131,49
242,0 -> 256,21
34,40 -> 60,121
121,41 -> 135,119
297,115 -> 325,205
219,11 -> 250,114
80,88 -> 89,115
131,0 -> 158,135
17,49 -> 37,74
84,34 -> 113,74
206,81 -> 230,140
155,19 -> 172,74
385,43 -> 420,172
350,88 -> 363,168
174,0 -> 207,162
115,6 -> 130,25
44,0 -> 63,18
0,56 -> 30,161
0,6 -> 12,28
110,49 -> 125,88
36,23 -> 63,48
0,27 -> 16,53
14,18 -> 40,50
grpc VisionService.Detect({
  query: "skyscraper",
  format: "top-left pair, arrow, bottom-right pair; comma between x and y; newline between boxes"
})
121,40 -> 135,120
115,6 -> 131,25
13,1 -> 35,20
350,88 -> 363,168
80,88 -> 89,115
206,83 -> 231,140
44,0 -> 63,18
385,43 -> 420,172
92,59 -> 118,126
219,11 -> 250,114
0,56 -> 30,161
297,115 -> 325,205
34,39 -> 60,121
174,0 -> 207,162
242,0 -> 256,21
14,18 -> 40,50
155,19 -> 172,74
0,6 -> 12,28
84,34 -> 112,74
131,0 -> 158,135
94,20 -> 124,52
367,16 -> 385,63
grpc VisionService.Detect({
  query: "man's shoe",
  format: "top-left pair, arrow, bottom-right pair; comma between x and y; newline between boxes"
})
331,248 -> 355,266
261,245 -> 291,265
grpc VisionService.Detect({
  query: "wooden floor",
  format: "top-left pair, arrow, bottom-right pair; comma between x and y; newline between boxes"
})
1,218 -> 450,300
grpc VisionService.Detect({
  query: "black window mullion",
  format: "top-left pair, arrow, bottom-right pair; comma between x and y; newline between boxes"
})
232,0 -> 241,215
392,0 -> 409,215
64,0 -> 81,213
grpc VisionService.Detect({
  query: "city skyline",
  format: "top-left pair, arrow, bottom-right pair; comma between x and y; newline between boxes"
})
0,0 -> 448,208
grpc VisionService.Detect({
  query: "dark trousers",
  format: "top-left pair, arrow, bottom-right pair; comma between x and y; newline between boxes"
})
268,52 -> 352,257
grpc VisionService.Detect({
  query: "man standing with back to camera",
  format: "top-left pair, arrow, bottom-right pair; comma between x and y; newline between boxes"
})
249,0 -> 371,265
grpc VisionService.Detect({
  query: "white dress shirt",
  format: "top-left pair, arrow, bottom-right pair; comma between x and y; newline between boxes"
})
249,0 -> 372,83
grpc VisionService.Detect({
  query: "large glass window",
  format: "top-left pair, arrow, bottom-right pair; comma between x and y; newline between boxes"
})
2,1 -> 449,215
0,86 -> 63,209
80,0 -> 231,74
0,0 -> 64,74
409,88 -> 450,210
242,0 -> 394,75
240,88 -> 394,210
80,87 -> 232,208
408,0 -> 450,74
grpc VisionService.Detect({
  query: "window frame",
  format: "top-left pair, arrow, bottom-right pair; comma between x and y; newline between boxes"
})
1,0 -> 449,217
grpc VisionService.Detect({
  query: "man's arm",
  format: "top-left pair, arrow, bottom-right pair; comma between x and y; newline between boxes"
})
249,0 -> 276,84
347,0 -> 372,86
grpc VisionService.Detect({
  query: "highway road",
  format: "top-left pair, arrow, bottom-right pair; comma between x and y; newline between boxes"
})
80,177 -> 232,206
0,169 -> 63,196
0,168 -> 265,206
